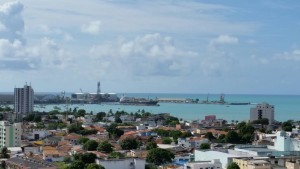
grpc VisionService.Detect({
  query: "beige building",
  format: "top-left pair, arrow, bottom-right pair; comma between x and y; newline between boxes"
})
250,103 -> 274,124
0,121 -> 22,148
233,157 -> 300,169
286,160 -> 300,169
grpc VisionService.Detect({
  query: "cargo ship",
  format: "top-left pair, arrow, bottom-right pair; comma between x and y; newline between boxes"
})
119,97 -> 158,106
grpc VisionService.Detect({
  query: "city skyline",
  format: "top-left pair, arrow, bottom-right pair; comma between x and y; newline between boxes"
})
0,1 -> 300,94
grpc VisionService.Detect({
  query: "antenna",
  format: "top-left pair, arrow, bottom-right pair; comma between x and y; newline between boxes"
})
97,81 -> 101,94
97,81 -> 101,103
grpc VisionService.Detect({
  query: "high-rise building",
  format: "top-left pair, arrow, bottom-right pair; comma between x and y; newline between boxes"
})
14,83 -> 34,115
250,102 -> 274,124
0,121 -> 22,148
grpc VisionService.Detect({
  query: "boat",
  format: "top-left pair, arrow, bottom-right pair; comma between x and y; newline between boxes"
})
229,102 -> 250,105
119,96 -> 158,106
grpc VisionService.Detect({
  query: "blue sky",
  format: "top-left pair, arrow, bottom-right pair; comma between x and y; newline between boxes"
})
0,0 -> 300,94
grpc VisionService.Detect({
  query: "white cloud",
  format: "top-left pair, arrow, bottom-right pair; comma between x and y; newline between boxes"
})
211,35 -> 239,45
63,33 -> 73,41
81,20 -> 101,34
0,1 -> 24,41
28,38 -> 73,69
247,39 -> 256,44
251,55 -> 269,65
0,1 -> 73,70
275,49 -> 300,61
89,33 -> 197,76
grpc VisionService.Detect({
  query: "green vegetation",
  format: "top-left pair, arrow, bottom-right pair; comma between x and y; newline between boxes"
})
67,123 -> 97,135
153,129 -> 192,140
146,148 -> 175,165
83,140 -> 99,151
0,147 -> 9,158
119,138 -> 140,150
47,122 -> 67,130
106,123 -> 124,139
0,106 -> 12,112
224,122 -> 255,144
204,132 -> 216,141
162,137 -> 173,144
23,113 -> 42,122
282,120 -> 293,131
227,162 -> 240,169
94,112 -> 106,122
97,141 -> 114,153
86,163 -> 105,169
108,152 -> 125,159
146,142 -> 158,150
78,137 -> 90,145
200,143 -> 211,149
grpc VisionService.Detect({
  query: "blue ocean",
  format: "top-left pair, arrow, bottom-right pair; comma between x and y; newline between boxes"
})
34,94 -> 300,122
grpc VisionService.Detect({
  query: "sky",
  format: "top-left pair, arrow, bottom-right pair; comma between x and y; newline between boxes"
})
0,0 -> 300,94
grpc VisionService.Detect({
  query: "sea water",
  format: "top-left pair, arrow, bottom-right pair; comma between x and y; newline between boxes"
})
34,94 -> 300,122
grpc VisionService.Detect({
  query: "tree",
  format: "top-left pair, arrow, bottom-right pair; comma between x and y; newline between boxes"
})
69,160 -> 85,169
205,132 -> 216,141
225,131 -> 240,144
146,142 -> 158,150
146,148 -> 174,165
200,143 -> 210,149
162,137 -> 172,144
63,156 -> 72,163
86,163 -> 105,169
95,112 -> 106,122
115,116 -> 122,123
75,109 -> 86,118
78,137 -> 89,145
282,120 -> 293,131
97,141 -> 114,153
108,152 -> 125,159
73,153 -> 97,164
227,162 -> 240,169
68,123 -> 83,133
33,114 -> 42,122
83,140 -> 99,151
0,147 -> 9,158
120,138 -> 139,150
106,123 -> 124,139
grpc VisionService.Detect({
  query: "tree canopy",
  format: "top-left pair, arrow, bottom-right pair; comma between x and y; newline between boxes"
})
120,138 -> 140,150
83,140 -> 99,151
97,141 -> 114,153
86,163 -> 105,169
146,148 -> 175,165
200,143 -> 210,149
146,142 -> 158,150
227,162 -> 240,169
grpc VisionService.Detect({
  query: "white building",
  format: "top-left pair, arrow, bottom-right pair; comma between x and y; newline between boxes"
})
14,84 -> 34,116
273,131 -> 300,151
250,103 -> 274,124
178,137 -> 209,149
96,158 -> 145,169
184,159 -> 222,169
0,121 -> 22,148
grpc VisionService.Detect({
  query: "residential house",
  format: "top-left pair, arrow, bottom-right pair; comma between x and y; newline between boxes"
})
178,137 -> 209,149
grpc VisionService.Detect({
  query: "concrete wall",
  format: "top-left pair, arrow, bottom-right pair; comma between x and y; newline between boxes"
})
96,158 -> 145,169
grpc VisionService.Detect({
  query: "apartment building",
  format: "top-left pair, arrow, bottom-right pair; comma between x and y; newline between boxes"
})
0,121 -> 22,148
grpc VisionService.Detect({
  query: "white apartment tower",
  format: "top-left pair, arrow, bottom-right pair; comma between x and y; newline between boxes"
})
0,121 -> 22,148
250,102 -> 274,124
14,84 -> 34,115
